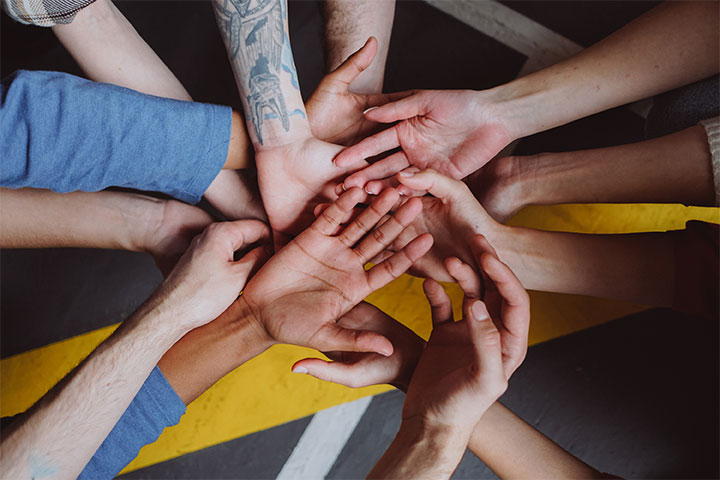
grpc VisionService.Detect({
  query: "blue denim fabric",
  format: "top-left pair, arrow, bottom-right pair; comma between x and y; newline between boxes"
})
1,70 -> 230,203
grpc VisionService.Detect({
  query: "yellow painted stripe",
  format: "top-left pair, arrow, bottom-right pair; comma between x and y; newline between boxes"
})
1,203 -> 717,473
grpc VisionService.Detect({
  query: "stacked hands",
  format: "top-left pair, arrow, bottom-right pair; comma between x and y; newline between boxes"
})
153,37 -> 531,473
4,0 -> 717,477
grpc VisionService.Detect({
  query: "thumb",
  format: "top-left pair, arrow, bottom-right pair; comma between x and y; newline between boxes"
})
396,169 -> 469,203
291,358 -> 373,389
326,37 -> 378,86
311,323 -> 394,357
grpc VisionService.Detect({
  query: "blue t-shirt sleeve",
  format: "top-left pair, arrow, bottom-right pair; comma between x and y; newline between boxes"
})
79,366 -> 186,480
0,70 -> 231,204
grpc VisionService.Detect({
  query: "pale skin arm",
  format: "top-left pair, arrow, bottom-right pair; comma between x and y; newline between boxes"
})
0,221 -> 269,479
0,302 -> 186,480
338,1 -> 719,185
498,1 -> 719,140
52,0 -> 261,220
395,170 -> 675,307
471,124 -> 716,223
469,403 -> 601,479
322,0 -> 395,93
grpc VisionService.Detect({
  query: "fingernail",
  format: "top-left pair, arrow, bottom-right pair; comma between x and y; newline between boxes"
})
381,348 -> 393,357
471,301 -> 489,322
365,186 -> 374,195
363,106 -> 378,115
399,171 -> 414,177
292,366 -> 309,374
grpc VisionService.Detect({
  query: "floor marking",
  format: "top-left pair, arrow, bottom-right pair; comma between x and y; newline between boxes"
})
276,396 -> 373,480
424,0 -> 582,75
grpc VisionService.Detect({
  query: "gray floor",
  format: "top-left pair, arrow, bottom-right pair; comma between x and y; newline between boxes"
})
2,1 -> 718,478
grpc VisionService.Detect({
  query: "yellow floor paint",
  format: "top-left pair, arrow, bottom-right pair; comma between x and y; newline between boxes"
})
1,203 -> 718,473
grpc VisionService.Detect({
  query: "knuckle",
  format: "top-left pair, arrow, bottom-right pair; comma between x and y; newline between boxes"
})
371,226 -> 388,246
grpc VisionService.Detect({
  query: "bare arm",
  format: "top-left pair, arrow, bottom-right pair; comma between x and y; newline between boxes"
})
497,1 -> 720,140
53,0 -> 260,219
0,221 -> 269,479
0,303 -> 185,479
469,403 -> 602,479
212,0 -> 310,147
472,124 -> 716,223
322,0 -> 395,93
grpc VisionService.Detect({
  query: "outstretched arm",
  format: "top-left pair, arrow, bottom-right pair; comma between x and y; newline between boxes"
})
395,169 -> 676,307
212,0 -> 310,147
52,0 -> 261,220
337,1 -> 719,186
0,188 -> 213,275
471,124 -> 717,223
0,220 -> 269,479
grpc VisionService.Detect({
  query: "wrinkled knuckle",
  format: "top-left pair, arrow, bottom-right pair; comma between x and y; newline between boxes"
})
371,227 -> 388,246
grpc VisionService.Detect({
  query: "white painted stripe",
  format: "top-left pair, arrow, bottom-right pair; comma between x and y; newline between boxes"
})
424,0 -> 582,73
276,395 -> 373,480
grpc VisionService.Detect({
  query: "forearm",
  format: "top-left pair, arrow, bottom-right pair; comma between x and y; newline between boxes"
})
158,298 -> 272,404
494,225 -> 675,306
518,125 -> 715,207
0,188 -> 158,252
492,1 -> 719,140
468,403 -> 601,479
52,0 -> 191,101
322,0 -> 395,93
213,0 -> 311,148
0,303 -> 185,479
370,417 -> 468,479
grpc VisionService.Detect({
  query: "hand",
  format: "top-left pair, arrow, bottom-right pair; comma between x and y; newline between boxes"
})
402,235 -> 530,433
153,219 -> 270,331
238,187 -> 433,355
373,169 -> 504,283
255,136 -> 368,249
291,301 -> 424,391
334,89 -> 513,193
306,37 -> 410,146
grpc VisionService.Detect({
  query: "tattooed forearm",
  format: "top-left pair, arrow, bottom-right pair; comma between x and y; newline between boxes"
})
214,0 -> 305,145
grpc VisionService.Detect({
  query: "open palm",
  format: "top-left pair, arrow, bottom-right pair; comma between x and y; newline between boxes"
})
336,90 -> 513,192
239,188 -> 433,355
306,37 -> 410,147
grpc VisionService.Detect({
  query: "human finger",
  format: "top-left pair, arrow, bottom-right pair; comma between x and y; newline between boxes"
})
291,357 -> 388,389
310,187 -> 365,236
465,300 -> 505,389
422,278 -> 453,326
309,323 -> 394,357
397,168 -> 472,202
445,257 -> 483,300
326,37 -> 378,87
353,196 -> 422,263
334,126 -> 403,168
338,188 -> 399,247
367,233 -> 433,291
363,91 -> 428,123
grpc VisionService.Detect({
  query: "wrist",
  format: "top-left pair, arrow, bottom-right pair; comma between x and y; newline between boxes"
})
482,77 -> 554,141
224,296 -> 275,360
394,416 -> 471,473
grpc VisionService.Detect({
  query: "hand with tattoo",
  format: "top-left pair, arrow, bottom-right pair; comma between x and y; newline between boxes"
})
236,187 -> 434,355
334,89 -> 514,193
